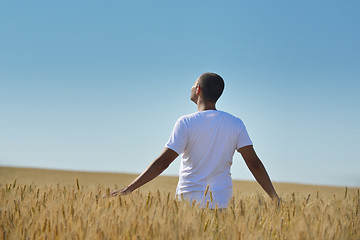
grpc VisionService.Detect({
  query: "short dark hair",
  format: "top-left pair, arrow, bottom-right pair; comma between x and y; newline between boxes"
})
198,73 -> 225,102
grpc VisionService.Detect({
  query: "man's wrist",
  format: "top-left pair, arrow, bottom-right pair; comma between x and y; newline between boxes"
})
126,184 -> 134,193
270,193 -> 279,200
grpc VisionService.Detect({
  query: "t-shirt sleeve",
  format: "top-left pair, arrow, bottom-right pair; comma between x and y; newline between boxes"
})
236,121 -> 253,150
165,118 -> 188,155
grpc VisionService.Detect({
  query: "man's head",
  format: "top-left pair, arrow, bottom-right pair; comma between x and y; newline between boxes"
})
191,72 -> 225,104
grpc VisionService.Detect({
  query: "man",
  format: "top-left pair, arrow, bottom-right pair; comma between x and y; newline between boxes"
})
108,73 -> 279,208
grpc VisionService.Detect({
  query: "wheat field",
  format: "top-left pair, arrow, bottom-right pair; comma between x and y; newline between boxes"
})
0,167 -> 359,239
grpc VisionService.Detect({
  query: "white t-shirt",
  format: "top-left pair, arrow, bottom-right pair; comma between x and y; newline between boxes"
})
165,110 -> 252,208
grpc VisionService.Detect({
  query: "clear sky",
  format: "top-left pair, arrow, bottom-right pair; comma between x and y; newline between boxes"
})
1,1 -> 359,187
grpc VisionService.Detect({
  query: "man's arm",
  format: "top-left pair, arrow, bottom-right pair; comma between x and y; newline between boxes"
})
108,148 -> 178,197
237,145 -> 279,200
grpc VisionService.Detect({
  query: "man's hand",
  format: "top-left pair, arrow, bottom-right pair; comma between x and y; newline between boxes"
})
102,186 -> 131,198
110,186 -> 132,197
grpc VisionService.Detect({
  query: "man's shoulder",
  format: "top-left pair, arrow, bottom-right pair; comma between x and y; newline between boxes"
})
218,110 -> 237,118
177,111 -> 243,123
218,111 -> 245,124
176,112 -> 200,123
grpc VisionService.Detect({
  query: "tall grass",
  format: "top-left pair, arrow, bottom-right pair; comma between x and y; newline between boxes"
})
1,179 -> 359,239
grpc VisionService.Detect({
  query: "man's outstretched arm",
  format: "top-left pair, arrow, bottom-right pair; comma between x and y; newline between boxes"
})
238,145 -> 279,200
108,148 -> 178,197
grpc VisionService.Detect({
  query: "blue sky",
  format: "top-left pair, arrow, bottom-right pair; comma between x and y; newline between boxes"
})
1,1 -> 359,187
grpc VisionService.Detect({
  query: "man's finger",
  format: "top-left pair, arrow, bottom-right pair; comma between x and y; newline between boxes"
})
110,191 -> 118,196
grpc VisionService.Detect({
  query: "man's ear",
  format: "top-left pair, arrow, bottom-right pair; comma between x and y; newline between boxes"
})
195,85 -> 201,95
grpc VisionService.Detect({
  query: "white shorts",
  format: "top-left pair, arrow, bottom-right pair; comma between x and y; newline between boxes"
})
176,189 -> 232,209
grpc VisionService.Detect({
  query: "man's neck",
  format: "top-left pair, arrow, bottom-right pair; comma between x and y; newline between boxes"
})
197,101 -> 217,111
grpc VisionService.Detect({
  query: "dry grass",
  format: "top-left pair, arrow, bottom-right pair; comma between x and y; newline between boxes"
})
0,167 -> 359,239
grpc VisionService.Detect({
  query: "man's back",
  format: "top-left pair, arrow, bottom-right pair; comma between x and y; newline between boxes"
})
166,110 -> 252,208
107,72 -> 279,207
